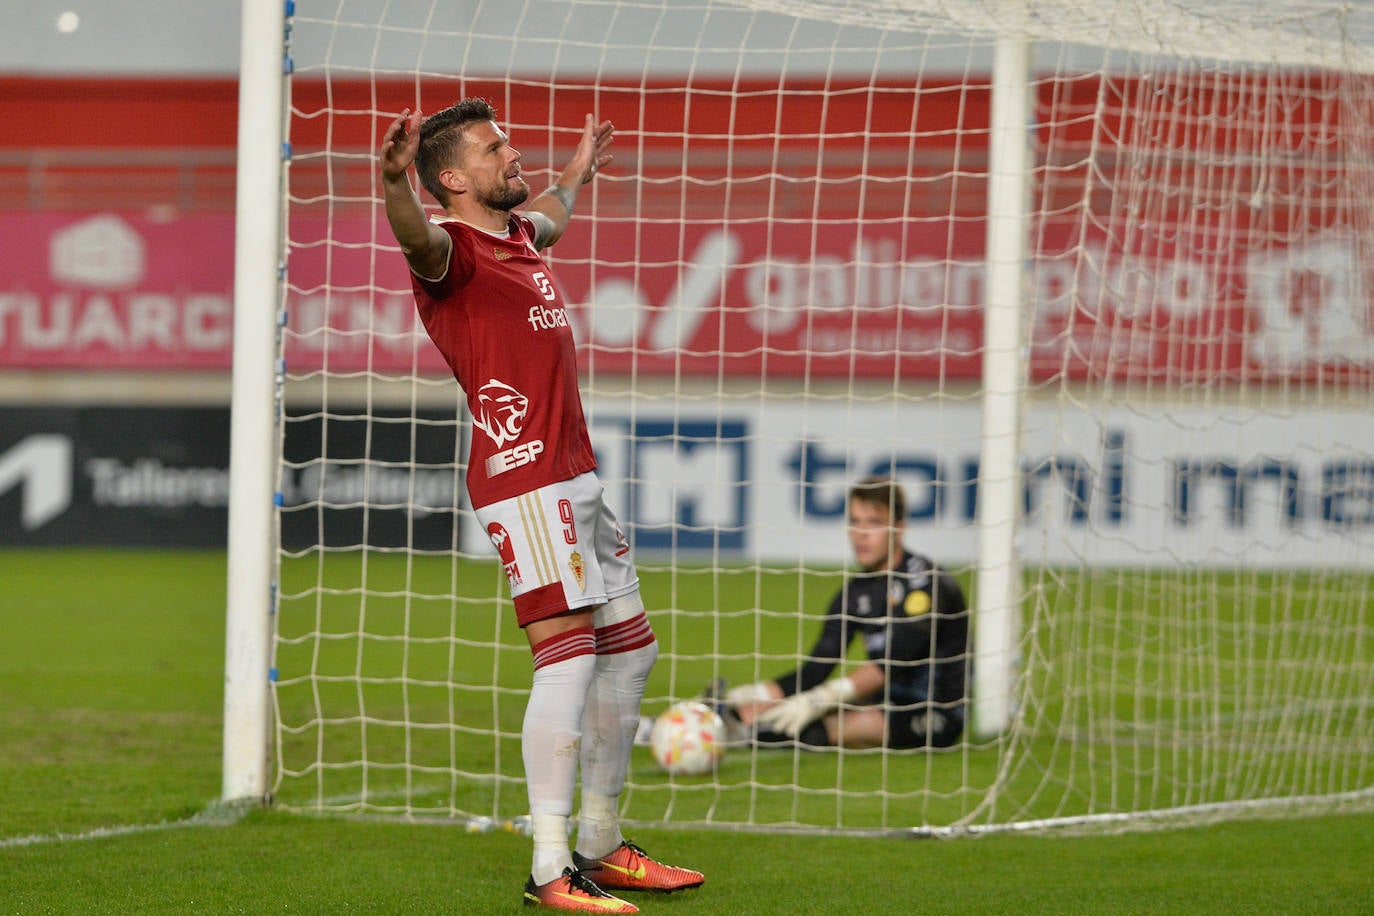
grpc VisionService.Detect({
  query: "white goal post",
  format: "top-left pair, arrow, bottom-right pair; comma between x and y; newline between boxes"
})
224,0 -> 1374,834
222,0 -> 286,803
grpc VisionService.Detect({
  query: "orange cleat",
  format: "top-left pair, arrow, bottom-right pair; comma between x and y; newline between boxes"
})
523,867 -> 639,912
572,841 -> 705,893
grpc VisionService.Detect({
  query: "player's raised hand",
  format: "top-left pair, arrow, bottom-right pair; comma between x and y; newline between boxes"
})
570,113 -> 615,184
379,108 -> 423,182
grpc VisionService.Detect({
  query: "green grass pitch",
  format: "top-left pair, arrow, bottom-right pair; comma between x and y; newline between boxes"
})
2,548 -> 1371,913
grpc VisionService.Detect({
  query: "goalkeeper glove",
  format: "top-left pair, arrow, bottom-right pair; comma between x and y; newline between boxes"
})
724,681 -> 777,707
755,677 -> 857,738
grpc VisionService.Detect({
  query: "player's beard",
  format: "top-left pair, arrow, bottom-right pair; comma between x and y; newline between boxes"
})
482,175 -> 530,211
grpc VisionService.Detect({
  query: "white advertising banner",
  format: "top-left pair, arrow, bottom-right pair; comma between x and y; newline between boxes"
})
582,397 -> 1374,569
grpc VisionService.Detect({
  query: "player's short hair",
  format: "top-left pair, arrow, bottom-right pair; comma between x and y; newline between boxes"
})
849,476 -> 906,523
416,97 -> 499,206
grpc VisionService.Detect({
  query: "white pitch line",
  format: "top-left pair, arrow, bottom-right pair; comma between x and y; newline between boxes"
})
0,803 -> 248,849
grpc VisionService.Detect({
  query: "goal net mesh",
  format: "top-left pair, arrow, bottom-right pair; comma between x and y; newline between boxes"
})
269,0 -> 1374,834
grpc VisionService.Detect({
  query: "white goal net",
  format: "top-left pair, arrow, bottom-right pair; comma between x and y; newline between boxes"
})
236,0 -> 1374,835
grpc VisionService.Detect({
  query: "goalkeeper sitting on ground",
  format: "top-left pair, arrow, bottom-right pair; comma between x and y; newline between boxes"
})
709,476 -> 970,749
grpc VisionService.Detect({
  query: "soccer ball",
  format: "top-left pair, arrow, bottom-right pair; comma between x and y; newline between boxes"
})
649,700 -> 726,776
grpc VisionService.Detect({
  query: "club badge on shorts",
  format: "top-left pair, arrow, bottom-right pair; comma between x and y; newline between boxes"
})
568,551 -> 586,591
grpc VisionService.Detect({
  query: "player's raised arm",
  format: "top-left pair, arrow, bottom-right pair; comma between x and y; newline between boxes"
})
379,108 -> 452,279
524,113 -> 615,249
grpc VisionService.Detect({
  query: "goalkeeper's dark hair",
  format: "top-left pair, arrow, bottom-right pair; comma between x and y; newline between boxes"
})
416,97 -> 499,206
849,475 -> 906,522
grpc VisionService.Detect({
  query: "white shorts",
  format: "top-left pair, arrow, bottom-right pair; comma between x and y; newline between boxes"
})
474,471 -> 639,627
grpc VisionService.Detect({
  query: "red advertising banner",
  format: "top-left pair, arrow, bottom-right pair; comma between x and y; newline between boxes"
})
8,71 -> 1372,384
556,217 -> 988,380
4,210 -> 1372,383
0,212 -> 236,369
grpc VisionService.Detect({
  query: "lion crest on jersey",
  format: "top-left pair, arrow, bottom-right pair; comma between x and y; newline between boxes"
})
473,378 -> 529,448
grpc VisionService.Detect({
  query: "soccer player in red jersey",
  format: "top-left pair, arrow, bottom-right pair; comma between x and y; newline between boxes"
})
379,99 -> 703,912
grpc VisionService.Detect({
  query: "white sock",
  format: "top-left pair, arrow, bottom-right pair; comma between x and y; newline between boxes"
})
576,592 -> 657,860
532,814 -> 573,885
525,628 -> 597,885
575,791 -> 623,861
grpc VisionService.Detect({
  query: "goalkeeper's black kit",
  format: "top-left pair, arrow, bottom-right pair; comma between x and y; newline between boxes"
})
767,549 -> 969,748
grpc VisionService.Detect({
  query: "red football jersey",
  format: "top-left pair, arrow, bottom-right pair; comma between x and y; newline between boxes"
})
411,214 -> 596,509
